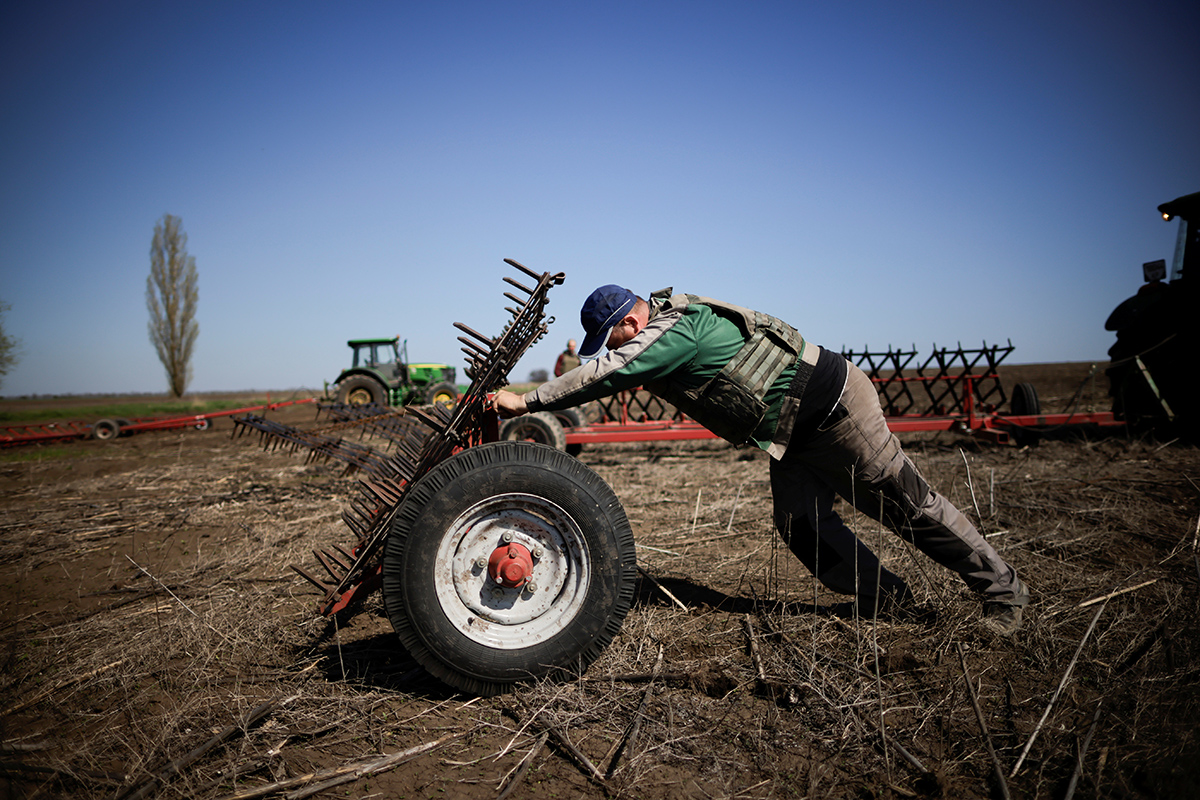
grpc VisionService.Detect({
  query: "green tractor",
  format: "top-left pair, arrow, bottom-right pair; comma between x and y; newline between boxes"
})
332,337 -> 459,410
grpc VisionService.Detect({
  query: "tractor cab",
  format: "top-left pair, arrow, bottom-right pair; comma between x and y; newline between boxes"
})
349,337 -> 407,383
350,338 -> 398,368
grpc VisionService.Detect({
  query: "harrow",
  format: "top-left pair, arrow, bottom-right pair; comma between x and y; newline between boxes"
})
234,259 -> 638,695
543,340 -> 1119,448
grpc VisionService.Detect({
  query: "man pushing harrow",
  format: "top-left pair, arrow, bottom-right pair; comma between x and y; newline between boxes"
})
495,284 -> 1029,635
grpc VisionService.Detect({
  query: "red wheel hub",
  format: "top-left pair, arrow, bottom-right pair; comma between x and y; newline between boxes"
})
488,542 -> 534,588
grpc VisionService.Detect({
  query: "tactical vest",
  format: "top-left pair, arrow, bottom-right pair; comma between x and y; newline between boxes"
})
644,289 -> 804,444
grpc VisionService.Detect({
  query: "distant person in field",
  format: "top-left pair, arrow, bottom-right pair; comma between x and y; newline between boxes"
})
495,285 -> 1030,636
553,339 -> 581,377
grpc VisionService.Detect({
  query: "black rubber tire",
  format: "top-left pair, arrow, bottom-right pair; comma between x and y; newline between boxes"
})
424,381 -> 459,411
1011,382 -> 1040,416
499,411 -> 567,451
337,375 -> 386,406
552,407 -> 586,456
381,441 -> 637,696
92,419 -> 121,440
1009,383 -> 1041,447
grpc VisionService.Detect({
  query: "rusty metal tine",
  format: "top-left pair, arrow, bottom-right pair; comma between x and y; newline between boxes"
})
341,510 -> 367,538
458,336 -> 491,356
457,342 -> 492,361
334,543 -> 356,561
360,480 -> 388,504
312,550 -> 344,582
502,275 -> 535,295
454,322 -> 495,345
290,564 -> 334,593
365,478 -> 402,504
503,257 -> 538,279
405,407 -> 447,432
390,452 -> 418,477
320,547 -> 352,571
349,497 -> 377,521
400,426 -> 427,450
503,292 -> 526,306
351,504 -> 381,531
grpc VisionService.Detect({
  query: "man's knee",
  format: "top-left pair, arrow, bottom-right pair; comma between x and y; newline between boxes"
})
876,460 -> 931,529
775,511 -> 844,574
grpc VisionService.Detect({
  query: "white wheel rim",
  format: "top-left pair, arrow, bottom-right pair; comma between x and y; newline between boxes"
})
433,493 -> 591,649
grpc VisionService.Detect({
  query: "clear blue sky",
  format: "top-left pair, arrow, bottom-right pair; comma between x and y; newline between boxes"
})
2,1 -> 1197,396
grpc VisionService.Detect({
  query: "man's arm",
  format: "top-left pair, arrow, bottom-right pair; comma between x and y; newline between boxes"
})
494,307 -> 696,420
493,390 -> 528,419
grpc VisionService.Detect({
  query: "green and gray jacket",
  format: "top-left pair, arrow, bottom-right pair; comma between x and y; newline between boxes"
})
524,289 -> 847,457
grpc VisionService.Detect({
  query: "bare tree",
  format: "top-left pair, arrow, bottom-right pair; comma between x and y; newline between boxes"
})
146,214 -> 199,397
0,299 -> 19,391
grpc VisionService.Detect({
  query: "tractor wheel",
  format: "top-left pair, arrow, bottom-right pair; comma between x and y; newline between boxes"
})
1009,383 -> 1041,447
337,375 -> 386,406
92,419 -> 121,440
552,407 -> 586,457
499,411 -> 567,451
1011,383 -> 1040,416
425,381 -> 459,411
381,441 -> 637,696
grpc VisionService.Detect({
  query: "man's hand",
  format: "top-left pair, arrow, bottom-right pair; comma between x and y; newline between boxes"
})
493,390 -> 529,419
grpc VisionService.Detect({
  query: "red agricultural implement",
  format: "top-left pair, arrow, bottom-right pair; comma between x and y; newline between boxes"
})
0,398 -> 316,447
547,341 -> 1122,449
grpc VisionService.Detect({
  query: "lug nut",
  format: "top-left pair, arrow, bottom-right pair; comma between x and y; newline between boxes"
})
532,546 -> 544,559
474,557 -> 487,569
524,581 -> 537,594
501,531 -> 514,543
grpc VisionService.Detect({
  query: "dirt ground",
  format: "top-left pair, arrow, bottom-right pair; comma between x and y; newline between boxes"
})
2,363 -> 1198,800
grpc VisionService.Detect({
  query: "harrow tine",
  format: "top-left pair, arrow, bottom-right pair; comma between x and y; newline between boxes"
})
361,478 -> 403,505
320,547 -> 353,572
502,257 -> 539,280
454,322 -> 496,347
291,564 -> 335,594
502,275 -> 535,296
341,510 -> 368,539
314,549 -> 350,583
458,336 -> 491,356
405,406 -> 448,433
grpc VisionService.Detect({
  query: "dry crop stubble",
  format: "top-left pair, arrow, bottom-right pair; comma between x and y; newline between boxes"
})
1,383 -> 1199,799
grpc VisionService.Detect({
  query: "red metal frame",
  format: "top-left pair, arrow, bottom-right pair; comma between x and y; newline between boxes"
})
561,375 -> 1122,447
1,398 -> 316,447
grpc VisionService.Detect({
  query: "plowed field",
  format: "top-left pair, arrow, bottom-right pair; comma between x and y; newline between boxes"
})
2,363 -> 1197,799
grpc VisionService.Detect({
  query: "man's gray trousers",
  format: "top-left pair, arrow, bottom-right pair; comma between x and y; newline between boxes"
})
770,362 -> 1028,607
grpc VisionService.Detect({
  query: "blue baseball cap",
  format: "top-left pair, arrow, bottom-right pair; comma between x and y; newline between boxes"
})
578,284 -> 636,359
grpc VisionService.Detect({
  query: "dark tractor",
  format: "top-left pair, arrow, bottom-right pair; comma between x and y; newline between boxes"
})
333,337 -> 459,410
1106,191 -> 1199,441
